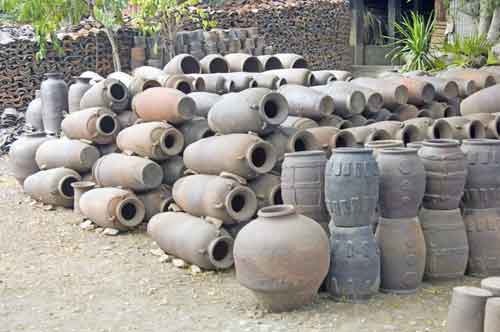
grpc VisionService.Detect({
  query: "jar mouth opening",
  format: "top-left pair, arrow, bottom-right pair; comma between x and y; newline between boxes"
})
463,138 -> 500,145
422,139 -> 460,147
379,147 -> 418,155
332,147 -> 373,154
258,204 -> 296,218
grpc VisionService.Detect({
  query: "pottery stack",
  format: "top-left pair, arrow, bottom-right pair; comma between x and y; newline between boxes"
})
418,139 -> 469,281
375,147 -> 427,294
324,147 -> 381,301
461,139 -> 500,277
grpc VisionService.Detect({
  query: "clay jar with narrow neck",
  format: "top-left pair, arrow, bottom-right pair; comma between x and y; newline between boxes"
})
376,148 -> 425,218
461,139 -> 500,209
40,73 -> 68,134
325,148 -> 379,227
418,139 -> 467,210
233,205 -> 330,312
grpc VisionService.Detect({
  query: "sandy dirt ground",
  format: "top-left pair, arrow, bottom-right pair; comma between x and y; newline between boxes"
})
0,156 -> 480,332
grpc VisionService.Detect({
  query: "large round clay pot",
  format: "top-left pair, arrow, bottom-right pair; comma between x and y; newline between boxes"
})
419,208 -> 469,280
375,217 -> 426,294
233,205 -> 330,312
461,139 -> 500,209
325,148 -> 379,227
376,148 -> 426,218
463,207 -> 500,277
281,151 -> 329,229
418,139 -> 467,210
9,133 -> 55,184
326,224 -> 380,301
25,90 -> 44,131
40,73 -> 68,134
447,286 -> 492,332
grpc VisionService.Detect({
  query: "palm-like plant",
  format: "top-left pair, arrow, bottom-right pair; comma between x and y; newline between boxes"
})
442,35 -> 493,68
386,12 -> 437,72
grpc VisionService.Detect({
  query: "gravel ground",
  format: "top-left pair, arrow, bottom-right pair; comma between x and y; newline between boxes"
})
0,156 -> 480,332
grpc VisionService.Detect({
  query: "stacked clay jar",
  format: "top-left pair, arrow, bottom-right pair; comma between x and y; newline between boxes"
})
324,147 -> 381,300
461,139 -> 500,277
417,139 -> 469,281
374,146 -> 427,294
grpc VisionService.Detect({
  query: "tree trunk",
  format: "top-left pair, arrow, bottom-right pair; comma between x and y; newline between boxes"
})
103,28 -> 122,72
479,14 -> 492,36
487,7 -> 500,42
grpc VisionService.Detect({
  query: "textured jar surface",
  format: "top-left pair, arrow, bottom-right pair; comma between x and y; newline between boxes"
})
463,208 -> 500,277
9,134 -> 54,184
281,151 -> 328,225
326,224 -> 380,300
377,148 -> 426,218
418,140 -> 467,210
461,139 -> 500,209
233,206 -> 330,312
325,148 -> 379,227
41,74 -> 68,134
419,208 -> 469,280
375,217 -> 426,294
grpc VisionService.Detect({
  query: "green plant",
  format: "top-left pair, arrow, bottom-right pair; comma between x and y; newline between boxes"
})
442,34 -> 492,68
0,0 -> 127,70
130,0 -> 216,60
386,12 -> 438,72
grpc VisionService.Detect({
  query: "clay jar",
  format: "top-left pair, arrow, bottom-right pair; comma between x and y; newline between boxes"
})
25,90 -> 44,131
281,151 -> 329,227
461,139 -> 500,209
35,138 -> 100,173
419,208 -> 469,280
376,148 -> 425,218
68,77 -> 92,113
375,217 -> 426,294
325,148 -> 379,227
365,140 -> 403,157
9,132 -> 55,184
148,212 -> 234,270
233,205 -> 330,312
80,187 -> 145,231
61,107 -> 120,145
447,286 -> 493,332
23,167 -> 81,207
327,224 -> 380,300
463,207 -> 500,277
418,139 -> 467,210
40,73 -> 68,134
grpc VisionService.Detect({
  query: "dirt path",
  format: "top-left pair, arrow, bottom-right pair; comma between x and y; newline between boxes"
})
0,156 -> 479,332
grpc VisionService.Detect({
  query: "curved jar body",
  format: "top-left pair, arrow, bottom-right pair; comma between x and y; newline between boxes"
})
61,107 -> 120,145
463,207 -> 500,277
68,77 -> 91,113
23,167 -> 81,207
418,139 -> 467,210
327,224 -> 380,300
377,148 -> 425,218
419,208 -> 468,280
375,217 -> 426,294
325,148 -> 379,227
281,151 -> 329,227
35,138 -> 100,173
25,93 -> 44,131
461,139 -> 500,209
9,133 -> 55,184
148,212 -> 234,270
41,73 -> 68,134
233,205 -> 330,312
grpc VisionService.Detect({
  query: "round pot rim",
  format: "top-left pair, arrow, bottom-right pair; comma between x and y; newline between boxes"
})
378,147 -> 419,155
332,147 -> 373,154
258,204 -> 296,218
422,139 -> 460,147
462,138 -> 500,145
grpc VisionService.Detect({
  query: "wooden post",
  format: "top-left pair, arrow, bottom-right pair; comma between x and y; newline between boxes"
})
435,0 -> 446,21
351,0 -> 364,65
388,0 -> 401,38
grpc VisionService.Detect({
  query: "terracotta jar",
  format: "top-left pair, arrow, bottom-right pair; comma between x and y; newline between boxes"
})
25,90 -> 44,131
148,212 -> 234,270
419,208 -> 469,280
233,205 -> 330,312
463,208 -> 500,277
281,151 -> 329,228
9,132 -> 55,184
35,138 -> 100,173
447,286 -> 492,332
327,224 -> 380,300
40,73 -> 68,134
376,148 -> 426,218
461,139 -> 500,209
137,185 -> 173,221
375,217 -> 426,294
68,77 -> 92,113
418,139 -> 467,210
325,148 -> 379,227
